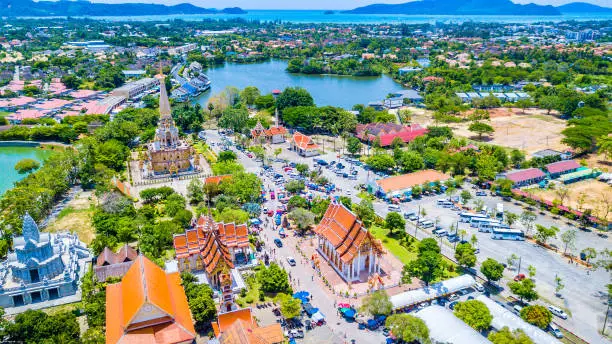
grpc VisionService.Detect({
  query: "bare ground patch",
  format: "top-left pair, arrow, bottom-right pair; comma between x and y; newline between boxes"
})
45,191 -> 96,244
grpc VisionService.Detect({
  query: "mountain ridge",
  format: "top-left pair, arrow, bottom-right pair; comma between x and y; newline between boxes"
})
345,0 -> 611,15
0,0 -> 246,17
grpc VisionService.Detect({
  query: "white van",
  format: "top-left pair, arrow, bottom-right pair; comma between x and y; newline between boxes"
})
388,204 -> 401,212
433,228 -> 447,237
547,305 -> 568,319
420,220 -> 434,228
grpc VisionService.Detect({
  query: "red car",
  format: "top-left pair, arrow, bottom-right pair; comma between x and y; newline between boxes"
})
514,274 -> 526,281
247,153 -> 253,158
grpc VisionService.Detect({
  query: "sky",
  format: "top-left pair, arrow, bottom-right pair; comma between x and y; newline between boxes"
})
91,0 -> 612,10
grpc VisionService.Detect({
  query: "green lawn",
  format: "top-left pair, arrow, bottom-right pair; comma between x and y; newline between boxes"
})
370,226 -> 417,265
0,111 -> 10,118
235,273 -> 275,307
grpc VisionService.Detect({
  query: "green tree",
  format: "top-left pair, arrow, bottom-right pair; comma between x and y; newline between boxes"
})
258,263 -> 291,294
505,212 -> 518,227
347,136 -> 362,156
460,190 -> 472,205
187,178 -> 204,204
560,229 -> 577,254
534,225 -> 559,244
219,107 -> 249,133
287,195 -> 309,211
520,211 -> 537,236
454,300 -> 493,331
14,158 -> 40,174
400,151 -> 425,173
360,290 -> 393,316
95,139 -> 129,171
481,258 -> 505,284
468,121 -> 495,140
275,293 -> 302,319
385,211 -> 406,235
581,247 -> 597,264
295,163 -> 309,175
288,208 -> 315,232
402,245 -> 444,286
4,309 -> 80,343
219,172 -> 262,203
455,242 -> 477,268
240,86 -> 261,107
385,314 -> 430,344
509,278 -> 539,302
520,305 -> 552,329
475,155 -> 500,181
181,272 -> 217,331
366,153 -> 395,172
488,326 -> 534,344
276,87 -> 314,112
218,150 -> 237,162
285,180 -> 305,194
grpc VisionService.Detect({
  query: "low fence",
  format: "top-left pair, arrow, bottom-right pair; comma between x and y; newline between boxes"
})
132,171 -> 210,186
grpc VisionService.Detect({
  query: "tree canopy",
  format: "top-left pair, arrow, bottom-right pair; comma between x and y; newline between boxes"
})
454,299 -> 493,331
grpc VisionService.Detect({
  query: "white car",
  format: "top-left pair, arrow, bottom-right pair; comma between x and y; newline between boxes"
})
286,257 -> 297,267
547,305 -> 568,319
448,294 -> 459,301
474,283 -> 484,292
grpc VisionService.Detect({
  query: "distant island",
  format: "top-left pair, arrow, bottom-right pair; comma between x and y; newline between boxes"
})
345,0 -> 611,16
0,0 -> 247,17
324,10 -> 336,15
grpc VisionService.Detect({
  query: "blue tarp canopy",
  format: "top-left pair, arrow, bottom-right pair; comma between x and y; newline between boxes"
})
250,218 -> 261,225
367,319 -> 378,328
340,308 -> 356,318
293,291 -> 310,299
303,303 -> 318,316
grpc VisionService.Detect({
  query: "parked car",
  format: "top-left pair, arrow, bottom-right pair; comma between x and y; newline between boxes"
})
513,305 -> 523,315
549,324 -> 564,339
274,238 -> 283,247
547,305 -> 568,319
448,294 -> 459,301
449,301 -> 459,310
474,283 -> 484,292
388,204 -> 401,212
286,257 -> 297,266
476,191 -> 486,196
514,274 -> 526,281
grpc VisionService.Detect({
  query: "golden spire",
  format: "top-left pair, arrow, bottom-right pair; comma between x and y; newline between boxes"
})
156,62 -> 171,118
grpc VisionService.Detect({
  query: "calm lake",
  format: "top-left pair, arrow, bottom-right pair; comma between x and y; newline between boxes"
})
0,146 -> 53,196
193,59 -> 404,109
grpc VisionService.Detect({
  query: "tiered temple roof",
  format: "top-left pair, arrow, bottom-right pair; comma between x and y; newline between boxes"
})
213,308 -> 284,344
313,203 -> 383,265
105,255 -> 196,344
173,216 -> 248,273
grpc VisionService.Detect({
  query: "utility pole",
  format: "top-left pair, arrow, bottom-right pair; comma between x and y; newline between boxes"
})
517,256 -> 522,275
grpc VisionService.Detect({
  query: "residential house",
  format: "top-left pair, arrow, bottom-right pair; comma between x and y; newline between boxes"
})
500,168 -> 546,187
355,122 -> 428,147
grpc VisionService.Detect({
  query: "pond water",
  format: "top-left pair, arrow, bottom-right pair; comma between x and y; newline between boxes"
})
0,146 -> 53,196
193,59 -> 404,109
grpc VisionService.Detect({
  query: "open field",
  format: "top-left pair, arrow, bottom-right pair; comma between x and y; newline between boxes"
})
45,191 -> 96,244
451,108 -> 570,156
525,179 -> 612,221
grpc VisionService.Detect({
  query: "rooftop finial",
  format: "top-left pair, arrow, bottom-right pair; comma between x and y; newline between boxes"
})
22,212 -> 40,243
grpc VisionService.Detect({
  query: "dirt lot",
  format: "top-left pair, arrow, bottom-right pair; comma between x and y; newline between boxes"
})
45,191 -> 96,244
525,179 -> 612,221
451,108 -> 570,156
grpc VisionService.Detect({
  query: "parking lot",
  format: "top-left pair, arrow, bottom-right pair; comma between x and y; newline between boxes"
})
204,130 -> 611,343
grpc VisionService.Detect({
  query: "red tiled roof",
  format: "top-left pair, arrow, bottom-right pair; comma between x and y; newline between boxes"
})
546,160 -> 580,174
314,203 -> 382,265
291,132 -> 318,151
96,244 -> 138,267
355,123 -> 428,147
205,174 -> 232,185
505,168 -> 545,183
376,169 -> 450,194
212,308 -> 284,344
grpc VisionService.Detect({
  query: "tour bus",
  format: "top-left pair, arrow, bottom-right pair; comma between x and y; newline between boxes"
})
471,216 -> 499,228
478,220 -> 510,233
491,228 -> 525,241
459,212 -> 489,223
436,199 -> 454,208
419,220 -> 434,229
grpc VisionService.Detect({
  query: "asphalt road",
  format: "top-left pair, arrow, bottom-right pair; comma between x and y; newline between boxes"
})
204,130 -> 611,343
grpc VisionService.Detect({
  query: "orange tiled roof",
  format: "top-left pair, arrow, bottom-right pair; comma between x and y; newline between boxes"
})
291,132 -> 318,151
375,169 -> 450,194
205,174 -> 232,185
251,125 -> 287,139
105,255 -> 196,344
314,203 -> 382,265
173,215 -> 248,273
213,308 -> 284,344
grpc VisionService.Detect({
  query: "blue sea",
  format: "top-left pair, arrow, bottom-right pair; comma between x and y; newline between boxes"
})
22,10 -> 612,24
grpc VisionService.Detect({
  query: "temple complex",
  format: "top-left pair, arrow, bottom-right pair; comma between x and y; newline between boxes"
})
251,121 -> 287,144
105,255 -> 196,344
173,215 -> 250,291
0,213 -> 91,309
144,74 -> 198,177
313,202 -> 384,282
